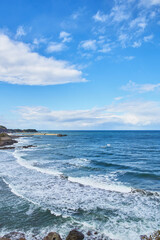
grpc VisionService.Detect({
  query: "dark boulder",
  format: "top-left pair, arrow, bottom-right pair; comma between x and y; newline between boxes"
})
57,134 -> 67,137
66,230 -> 84,240
43,232 -> 62,240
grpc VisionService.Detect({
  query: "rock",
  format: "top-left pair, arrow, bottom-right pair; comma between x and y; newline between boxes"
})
0,133 -> 17,147
140,230 -> 160,240
0,238 -> 11,240
2,232 -> 26,240
66,230 -> 84,240
86,231 -> 92,236
43,232 -> 62,240
21,145 -> 36,149
0,125 -> 8,133
57,134 -> 67,137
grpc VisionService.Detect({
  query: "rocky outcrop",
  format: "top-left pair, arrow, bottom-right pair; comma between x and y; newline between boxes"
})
57,134 -> 67,137
0,125 -> 8,133
43,232 -> 62,240
66,230 -> 84,240
2,232 -> 26,240
0,133 -> 17,147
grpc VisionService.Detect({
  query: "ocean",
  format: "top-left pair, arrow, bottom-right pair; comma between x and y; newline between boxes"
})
0,131 -> 160,240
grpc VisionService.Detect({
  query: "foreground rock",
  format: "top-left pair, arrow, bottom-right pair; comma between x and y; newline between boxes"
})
43,232 -> 62,240
140,230 -> 160,240
66,230 -> 84,240
2,232 -> 26,240
0,133 -> 17,147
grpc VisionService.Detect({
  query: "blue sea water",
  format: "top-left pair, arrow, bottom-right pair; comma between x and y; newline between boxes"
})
0,131 -> 160,240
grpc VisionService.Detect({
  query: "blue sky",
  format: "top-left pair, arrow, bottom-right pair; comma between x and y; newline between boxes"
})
0,0 -> 160,130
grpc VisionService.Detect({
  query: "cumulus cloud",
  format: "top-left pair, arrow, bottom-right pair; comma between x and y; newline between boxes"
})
0,33 -> 86,85
122,80 -> 160,93
17,100 -> 160,129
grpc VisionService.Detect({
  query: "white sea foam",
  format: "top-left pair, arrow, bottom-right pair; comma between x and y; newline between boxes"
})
0,140 -> 160,240
13,150 -> 62,176
68,175 -> 131,193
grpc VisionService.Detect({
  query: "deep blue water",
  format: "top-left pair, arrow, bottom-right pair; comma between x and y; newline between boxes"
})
0,131 -> 160,240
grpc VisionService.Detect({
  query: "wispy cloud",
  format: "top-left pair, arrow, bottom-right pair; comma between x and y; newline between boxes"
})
15,26 -> 26,38
132,41 -> 142,48
92,0 -> 159,51
17,100 -> 160,129
122,80 -> 160,93
93,11 -> 108,22
144,34 -> 154,42
140,0 -> 160,7
80,40 -> 97,50
0,33 -> 86,85
59,31 -> 72,43
124,56 -> 135,61
47,42 -> 65,52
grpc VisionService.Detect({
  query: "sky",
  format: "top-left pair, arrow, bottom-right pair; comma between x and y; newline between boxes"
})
0,0 -> 160,130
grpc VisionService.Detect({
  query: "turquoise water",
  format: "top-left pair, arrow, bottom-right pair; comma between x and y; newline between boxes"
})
0,131 -> 160,239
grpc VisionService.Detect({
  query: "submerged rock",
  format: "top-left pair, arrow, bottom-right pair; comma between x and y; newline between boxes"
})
66,230 -> 84,240
43,232 -> 62,240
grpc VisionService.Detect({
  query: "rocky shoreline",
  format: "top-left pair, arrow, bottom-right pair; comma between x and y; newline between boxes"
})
0,229 -> 160,240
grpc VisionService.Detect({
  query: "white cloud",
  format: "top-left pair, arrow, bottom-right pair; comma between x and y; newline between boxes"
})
110,5 -> 130,22
0,33 -> 86,85
59,31 -> 72,43
122,80 -> 160,93
15,26 -> 26,38
33,37 -> 47,45
99,43 -> 111,53
47,42 -> 65,52
144,34 -> 154,42
80,40 -> 97,50
132,41 -> 142,48
140,0 -> 160,6
124,56 -> 135,60
17,100 -> 160,129
129,16 -> 147,30
93,11 -> 108,22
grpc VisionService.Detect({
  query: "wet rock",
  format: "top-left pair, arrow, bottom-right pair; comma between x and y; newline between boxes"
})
57,134 -> 67,137
66,230 -> 84,240
43,232 -> 62,240
3,232 -> 26,240
60,174 -> 68,180
87,231 -> 92,236
0,238 -> 11,240
0,146 -> 15,150
140,230 -> 160,240
21,145 -> 37,149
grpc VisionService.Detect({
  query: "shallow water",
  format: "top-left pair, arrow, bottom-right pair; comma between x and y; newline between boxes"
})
0,131 -> 160,239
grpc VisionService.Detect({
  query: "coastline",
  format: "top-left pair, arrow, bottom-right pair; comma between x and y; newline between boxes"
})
0,129 -> 159,240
